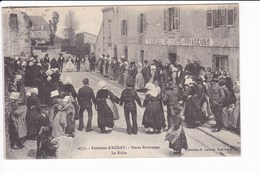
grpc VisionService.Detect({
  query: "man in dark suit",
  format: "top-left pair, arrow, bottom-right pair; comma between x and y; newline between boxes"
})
141,60 -> 151,85
75,55 -> 81,72
77,78 -> 96,132
58,53 -> 65,72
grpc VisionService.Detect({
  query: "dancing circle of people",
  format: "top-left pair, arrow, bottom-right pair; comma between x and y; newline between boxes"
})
6,52 -> 240,158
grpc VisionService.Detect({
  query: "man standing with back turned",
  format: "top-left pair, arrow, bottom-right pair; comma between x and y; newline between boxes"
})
77,78 -> 97,132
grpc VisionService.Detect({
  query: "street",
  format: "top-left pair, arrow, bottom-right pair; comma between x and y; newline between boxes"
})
6,67 -> 240,159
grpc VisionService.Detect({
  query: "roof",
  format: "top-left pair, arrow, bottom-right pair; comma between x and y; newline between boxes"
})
29,16 -> 50,31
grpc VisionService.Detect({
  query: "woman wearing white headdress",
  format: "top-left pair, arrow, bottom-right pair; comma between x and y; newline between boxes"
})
96,81 -> 120,133
66,56 -> 74,72
26,88 -> 41,139
135,62 -> 145,91
142,82 -> 165,134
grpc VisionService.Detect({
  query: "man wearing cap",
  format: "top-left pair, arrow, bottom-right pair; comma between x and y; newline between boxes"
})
210,78 -> 225,132
90,53 -> 96,72
120,78 -> 142,134
77,78 -> 97,132
58,53 -> 65,72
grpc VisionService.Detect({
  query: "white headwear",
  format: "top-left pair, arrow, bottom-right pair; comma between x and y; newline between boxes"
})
46,69 -> 52,76
184,78 -> 195,85
50,90 -> 59,98
30,88 -> 38,95
98,81 -> 106,89
14,56 -> 19,61
26,90 -> 32,97
29,62 -> 33,66
145,83 -> 159,97
138,62 -> 142,67
37,63 -> 42,66
15,75 -> 22,80
65,77 -> 72,84
10,92 -> 20,100
150,65 -> 156,71
47,76 -> 52,81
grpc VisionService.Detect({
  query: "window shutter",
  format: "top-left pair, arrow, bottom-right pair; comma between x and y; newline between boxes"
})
143,13 -> 147,33
227,5 -> 234,26
213,9 -> 219,28
163,10 -> 167,32
121,20 -> 123,36
174,7 -> 180,30
125,20 -> 128,36
206,10 -> 213,28
137,15 -> 140,34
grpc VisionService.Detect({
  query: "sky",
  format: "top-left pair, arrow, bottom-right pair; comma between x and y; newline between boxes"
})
21,6 -> 103,38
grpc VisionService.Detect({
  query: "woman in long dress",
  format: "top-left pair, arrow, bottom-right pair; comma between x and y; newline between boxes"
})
96,81 -> 120,133
135,63 -> 145,91
84,56 -> 90,71
66,56 -> 74,72
26,88 -> 41,139
182,79 -> 205,128
142,83 -> 165,134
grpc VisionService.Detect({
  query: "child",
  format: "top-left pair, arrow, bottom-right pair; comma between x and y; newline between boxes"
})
165,106 -> 188,155
163,81 -> 180,130
120,78 -> 142,135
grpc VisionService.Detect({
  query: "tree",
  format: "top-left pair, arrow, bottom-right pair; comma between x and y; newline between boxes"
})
49,11 -> 59,45
62,10 -> 78,43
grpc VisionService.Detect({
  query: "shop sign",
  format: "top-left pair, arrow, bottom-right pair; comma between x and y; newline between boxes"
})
145,38 -> 214,47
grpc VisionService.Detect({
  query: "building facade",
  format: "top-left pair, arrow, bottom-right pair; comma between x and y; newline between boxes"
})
76,32 -> 97,59
3,8 -> 32,58
29,16 -> 51,46
95,4 -> 239,81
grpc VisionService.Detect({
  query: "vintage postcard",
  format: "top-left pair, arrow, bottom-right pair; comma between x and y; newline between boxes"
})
2,3 -> 240,159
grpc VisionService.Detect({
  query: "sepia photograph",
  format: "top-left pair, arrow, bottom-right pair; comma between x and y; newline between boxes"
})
2,3 -> 241,160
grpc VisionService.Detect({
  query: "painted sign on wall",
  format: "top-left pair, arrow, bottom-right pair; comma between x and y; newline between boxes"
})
145,38 -> 214,47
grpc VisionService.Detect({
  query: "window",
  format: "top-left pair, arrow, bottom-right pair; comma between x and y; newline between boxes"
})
137,13 -> 147,33
140,50 -> 145,65
207,5 -> 235,28
213,55 -> 229,72
121,20 -> 127,36
108,20 -> 112,39
124,46 -> 128,60
207,10 -> 213,28
10,13 -> 18,31
163,7 -> 180,32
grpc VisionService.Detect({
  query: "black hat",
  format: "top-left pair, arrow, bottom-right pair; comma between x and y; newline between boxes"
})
126,77 -> 134,87
82,78 -> 89,85
166,81 -> 175,89
39,104 -> 51,111
59,53 -> 63,56
177,64 -> 183,69
211,78 -> 219,82
130,62 -> 135,65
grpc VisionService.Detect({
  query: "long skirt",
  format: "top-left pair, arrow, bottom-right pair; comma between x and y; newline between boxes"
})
85,61 -> 90,71
52,111 -> 67,138
66,61 -> 74,72
118,72 -> 124,85
97,99 -> 114,130
14,105 -> 27,139
183,96 -> 205,128
135,73 -> 145,90
165,125 -> 188,151
142,101 -> 165,131
26,108 -> 40,137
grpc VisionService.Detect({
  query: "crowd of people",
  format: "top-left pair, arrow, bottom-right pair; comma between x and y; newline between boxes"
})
4,51 -> 240,157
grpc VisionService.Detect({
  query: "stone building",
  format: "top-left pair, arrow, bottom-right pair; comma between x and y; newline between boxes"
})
95,4 -> 239,81
29,16 -> 51,46
76,32 -> 97,59
3,8 -> 32,59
